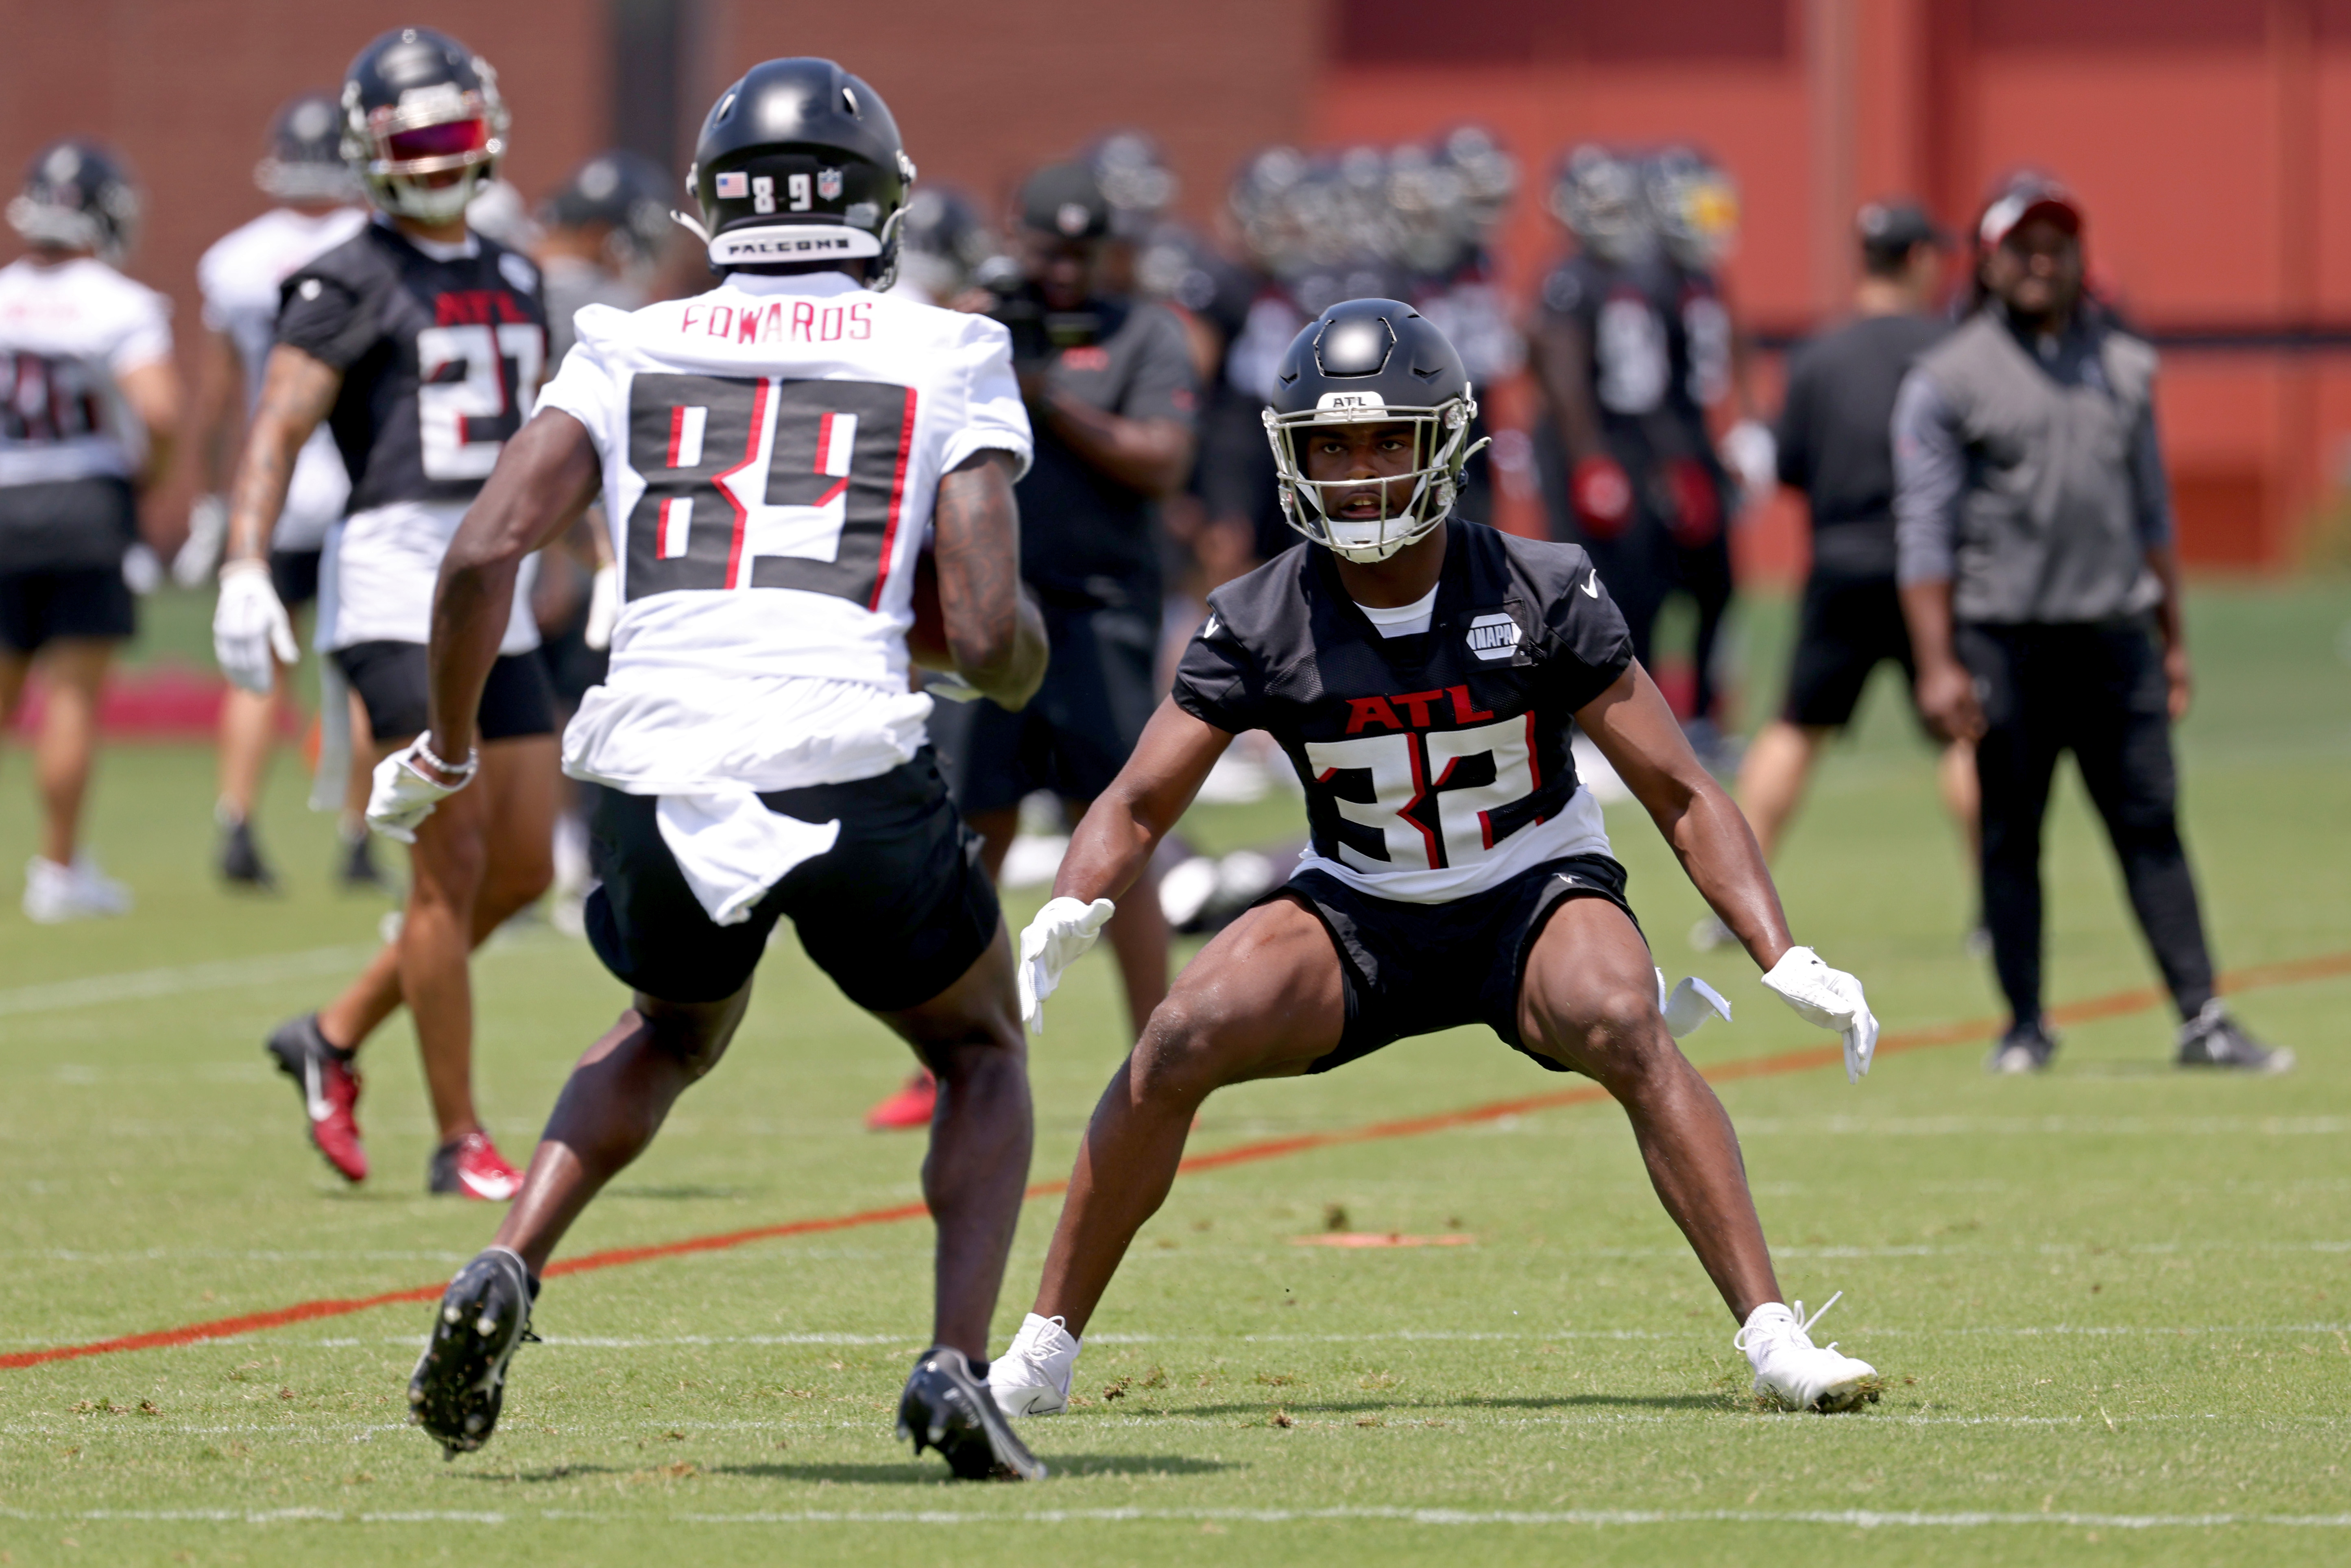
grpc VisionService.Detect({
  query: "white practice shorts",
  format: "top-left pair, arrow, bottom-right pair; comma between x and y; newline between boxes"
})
316,500 -> 540,655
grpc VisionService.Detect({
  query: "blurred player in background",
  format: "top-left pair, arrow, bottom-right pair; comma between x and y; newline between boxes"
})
891,185 -> 995,309
392,58 -> 1049,1480
988,299 -> 1886,1427
1530,147 -> 1679,671
0,142 -> 179,922
214,27 -> 553,1195
1702,201 -> 1979,951
185,95 -> 375,892
1643,147 -> 1764,762
1895,174 -> 2287,1075
870,161 -> 1196,1130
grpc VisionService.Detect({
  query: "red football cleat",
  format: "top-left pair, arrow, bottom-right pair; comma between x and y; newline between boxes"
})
266,1014 -> 367,1183
429,1130 -> 523,1201
865,1069 -> 938,1131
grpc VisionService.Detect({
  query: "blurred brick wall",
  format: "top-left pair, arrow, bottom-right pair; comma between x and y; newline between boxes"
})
0,2 -> 608,543
695,0 -> 1321,229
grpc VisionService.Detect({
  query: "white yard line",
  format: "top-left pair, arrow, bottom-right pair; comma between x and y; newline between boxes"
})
0,946 -> 380,1019
7,1505 -> 2351,1530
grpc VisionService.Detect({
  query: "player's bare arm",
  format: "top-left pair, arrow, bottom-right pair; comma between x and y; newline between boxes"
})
422,409 -> 601,764
1054,702 -> 1233,903
1898,576 -> 1984,743
1575,663 -> 1793,970
1530,312 -> 1607,463
931,448 -> 1049,709
224,344 -> 342,560
115,358 -> 181,495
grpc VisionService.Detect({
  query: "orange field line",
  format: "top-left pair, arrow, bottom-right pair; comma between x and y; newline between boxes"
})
6,948 -> 2343,1373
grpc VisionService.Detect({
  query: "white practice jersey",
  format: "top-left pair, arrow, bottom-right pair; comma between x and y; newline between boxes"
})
0,256 -> 172,490
536,269 -> 1031,795
197,206 -> 365,550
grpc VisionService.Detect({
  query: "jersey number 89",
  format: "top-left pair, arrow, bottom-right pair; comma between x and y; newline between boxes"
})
623,372 -> 915,608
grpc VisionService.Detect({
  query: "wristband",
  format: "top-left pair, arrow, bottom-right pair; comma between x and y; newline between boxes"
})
411,738 -> 479,785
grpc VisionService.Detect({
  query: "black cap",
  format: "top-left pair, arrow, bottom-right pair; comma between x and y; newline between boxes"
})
1856,198 -> 1950,261
1018,162 -> 1109,240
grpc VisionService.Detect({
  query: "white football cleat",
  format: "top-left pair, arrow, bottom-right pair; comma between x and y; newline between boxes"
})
988,1311 -> 1080,1418
1735,1293 -> 1878,1413
23,854 -> 132,924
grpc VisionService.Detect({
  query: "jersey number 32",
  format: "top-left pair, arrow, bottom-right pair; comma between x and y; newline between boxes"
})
623,372 -> 915,608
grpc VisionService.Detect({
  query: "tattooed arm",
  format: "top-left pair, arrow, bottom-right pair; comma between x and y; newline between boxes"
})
933,448 -> 1048,711
224,345 -> 344,564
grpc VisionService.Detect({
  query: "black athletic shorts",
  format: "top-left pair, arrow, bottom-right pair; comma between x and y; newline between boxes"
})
930,600 -> 1159,815
583,748 -> 1000,1010
269,547 -> 323,612
1271,852 -> 1641,1075
0,566 -> 135,653
331,640 -> 556,745
1781,572 -> 1917,729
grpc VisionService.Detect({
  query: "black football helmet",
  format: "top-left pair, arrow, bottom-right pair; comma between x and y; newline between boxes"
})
1642,146 -> 1739,270
257,92 -> 357,204
1262,298 -> 1485,562
340,27 -> 508,224
682,57 -> 914,286
7,141 -> 141,263
541,150 -> 674,271
896,186 -> 994,301
1548,144 -> 1651,266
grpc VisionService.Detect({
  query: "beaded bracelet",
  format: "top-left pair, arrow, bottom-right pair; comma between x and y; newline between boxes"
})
411,737 -> 480,786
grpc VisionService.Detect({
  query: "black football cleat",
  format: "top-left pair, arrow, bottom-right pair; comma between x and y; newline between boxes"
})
409,1247 -> 538,1458
2177,1001 -> 2294,1073
338,827 -> 389,892
1986,1016 -> 2059,1075
219,817 -> 278,891
897,1346 -> 1046,1481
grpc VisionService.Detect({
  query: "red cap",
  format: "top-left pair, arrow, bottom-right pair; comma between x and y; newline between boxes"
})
1978,177 -> 2082,250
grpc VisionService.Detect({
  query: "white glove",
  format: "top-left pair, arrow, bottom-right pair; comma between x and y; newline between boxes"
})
1016,896 -> 1116,1035
174,494 -> 229,587
1656,969 -> 1732,1039
212,561 -> 299,693
583,563 -> 619,650
1721,419 -> 1777,500
366,739 -> 474,845
121,543 -> 163,596
1760,946 -> 1879,1083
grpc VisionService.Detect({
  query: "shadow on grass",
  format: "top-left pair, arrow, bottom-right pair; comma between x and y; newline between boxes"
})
452,1455 -> 1235,1488
714,1454 -> 1235,1484
1179,1391 -> 1734,1418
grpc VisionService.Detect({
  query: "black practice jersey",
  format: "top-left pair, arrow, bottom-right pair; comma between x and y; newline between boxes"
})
1173,521 -> 1633,904
275,221 -> 547,515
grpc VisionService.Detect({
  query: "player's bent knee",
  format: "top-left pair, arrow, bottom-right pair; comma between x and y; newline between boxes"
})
1539,985 -> 1670,1081
1130,998 -> 1250,1104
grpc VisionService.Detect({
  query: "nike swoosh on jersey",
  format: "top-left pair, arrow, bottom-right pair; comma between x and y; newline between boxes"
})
1582,571 -> 1601,598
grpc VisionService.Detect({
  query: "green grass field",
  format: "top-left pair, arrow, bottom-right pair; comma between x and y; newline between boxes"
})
2,582 -> 2349,1566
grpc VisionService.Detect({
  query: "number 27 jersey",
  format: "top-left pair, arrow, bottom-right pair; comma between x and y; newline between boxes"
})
535,270 -> 1031,694
1173,525 -> 1634,905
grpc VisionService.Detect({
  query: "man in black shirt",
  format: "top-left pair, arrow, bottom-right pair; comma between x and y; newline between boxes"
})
934,166 -> 1195,1026
985,300 -> 1889,1426
1714,202 -> 1978,947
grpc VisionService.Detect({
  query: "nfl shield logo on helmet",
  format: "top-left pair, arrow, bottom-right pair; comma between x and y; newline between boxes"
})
818,167 -> 843,201
715,171 -> 748,199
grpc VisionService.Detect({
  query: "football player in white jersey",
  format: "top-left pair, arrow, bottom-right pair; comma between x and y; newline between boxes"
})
215,29 -> 554,1202
984,300 -> 1891,1431
0,142 -> 181,922
188,94 -> 373,891
388,59 -> 1051,1482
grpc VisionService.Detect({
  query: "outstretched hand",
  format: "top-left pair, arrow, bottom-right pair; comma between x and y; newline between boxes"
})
1760,946 -> 1879,1083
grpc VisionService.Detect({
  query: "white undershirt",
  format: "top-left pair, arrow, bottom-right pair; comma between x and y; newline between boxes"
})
1354,582 -> 1440,638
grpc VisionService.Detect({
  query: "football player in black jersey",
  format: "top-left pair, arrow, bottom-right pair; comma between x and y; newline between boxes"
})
213,28 -> 554,1199
988,299 -> 1891,1422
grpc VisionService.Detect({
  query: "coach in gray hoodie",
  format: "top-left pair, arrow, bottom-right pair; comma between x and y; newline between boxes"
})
1891,173 -> 2287,1076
